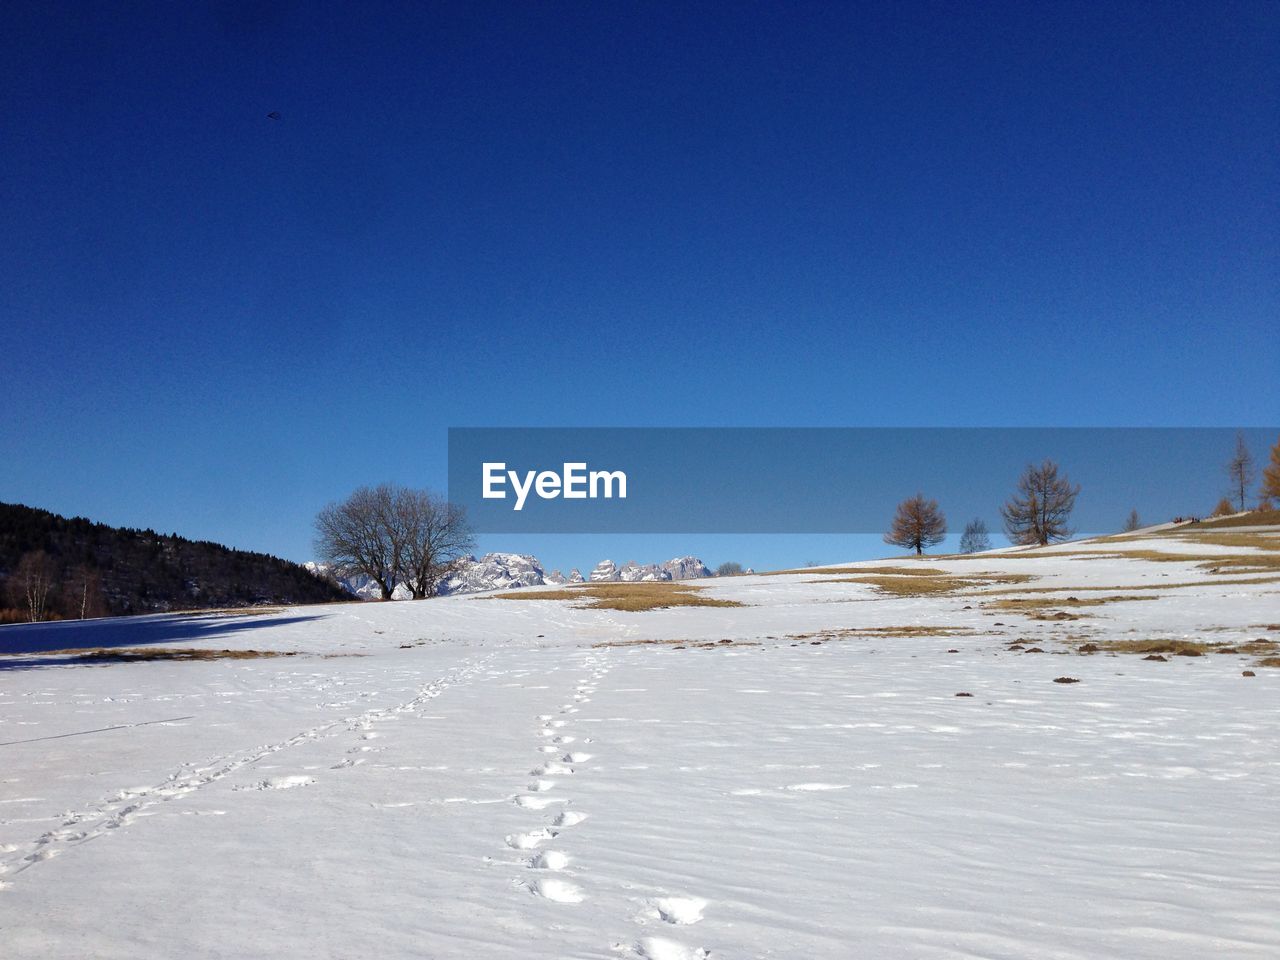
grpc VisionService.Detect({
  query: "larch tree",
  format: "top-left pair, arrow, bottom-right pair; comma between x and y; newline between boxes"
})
958,518 -> 991,554
884,494 -> 947,556
1261,434 -> 1280,506
1122,508 -> 1142,533
1001,459 -> 1080,546
1226,431 -> 1255,513
1210,496 -> 1236,518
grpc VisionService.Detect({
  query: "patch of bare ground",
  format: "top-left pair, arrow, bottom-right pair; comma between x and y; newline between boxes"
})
35,647 -> 303,664
591,638 -> 760,649
985,595 -> 1154,610
488,581 -> 743,612
806,571 -> 1036,597
162,606 -> 288,618
770,565 -> 948,577
592,625 -> 976,648
788,625 -> 979,640
1091,637 -> 1280,668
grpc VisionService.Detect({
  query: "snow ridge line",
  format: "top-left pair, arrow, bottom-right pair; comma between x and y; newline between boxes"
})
0,654 -> 492,889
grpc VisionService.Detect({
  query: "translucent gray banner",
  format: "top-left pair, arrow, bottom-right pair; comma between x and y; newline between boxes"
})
447,427 -> 1278,534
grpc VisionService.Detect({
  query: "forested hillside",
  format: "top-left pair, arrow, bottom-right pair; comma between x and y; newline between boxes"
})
0,502 -> 350,621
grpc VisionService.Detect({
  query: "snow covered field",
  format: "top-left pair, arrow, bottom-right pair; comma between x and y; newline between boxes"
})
2,530 -> 1278,959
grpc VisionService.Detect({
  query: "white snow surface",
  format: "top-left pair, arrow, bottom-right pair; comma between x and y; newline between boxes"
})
2,543 -> 1279,958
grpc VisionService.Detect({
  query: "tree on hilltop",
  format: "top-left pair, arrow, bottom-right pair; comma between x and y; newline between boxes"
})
315,485 -> 402,600
1226,432 -> 1255,513
958,518 -> 990,554
1261,434 -> 1280,506
1001,460 -> 1079,546
884,494 -> 947,556
395,489 -> 474,599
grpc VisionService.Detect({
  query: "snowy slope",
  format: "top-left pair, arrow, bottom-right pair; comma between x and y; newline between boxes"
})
2,533 -> 1278,959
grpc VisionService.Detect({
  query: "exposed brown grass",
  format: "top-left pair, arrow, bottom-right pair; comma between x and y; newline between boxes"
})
1176,510 -> 1280,530
771,565 -> 948,577
591,624 -> 975,647
980,547 -> 1280,575
806,570 -> 1035,598
809,575 -> 978,596
54,647 -> 299,664
788,625 -> 979,641
1098,639 -> 1220,657
983,595 -> 1154,615
164,606 -> 288,618
488,582 -> 743,612
591,637 -> 761,649
1092,637 -> 1280,666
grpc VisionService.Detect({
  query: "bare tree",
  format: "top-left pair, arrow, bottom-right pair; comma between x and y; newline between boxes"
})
8,551 -> 57,622
1001,459 -> 1080,546
958,518 -> 991,554
884,494 -> 947,556
63,565 -> 107,619
314,485 -> 403,600
1260,433 -> 1280,506
715,561 -> 744,576
1122,508 -> 1142,533
1226,431 -> 1255,513
396,489 -> 474,599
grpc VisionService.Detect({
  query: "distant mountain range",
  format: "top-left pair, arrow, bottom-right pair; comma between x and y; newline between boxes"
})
0,502 -> 350,620
310,553 -> 715,599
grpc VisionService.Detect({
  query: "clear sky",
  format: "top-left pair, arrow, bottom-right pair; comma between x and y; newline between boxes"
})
2,1 -> 1277,574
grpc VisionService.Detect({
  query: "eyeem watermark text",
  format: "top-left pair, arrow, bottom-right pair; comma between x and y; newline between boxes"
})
482,462 -> 627,511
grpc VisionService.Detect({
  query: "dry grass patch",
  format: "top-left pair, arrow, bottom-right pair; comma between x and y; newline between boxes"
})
789,625 -> 979,641
163,606 -> 288,618
55,647 -> 300,664
1256,657 -> 1280,668
488,581 -> 743,612
591,637 -> 760,649
984,595 -> 1154,612
1098,639 -> 1221,657
808,570 -> 1035,598
810,575 -> 977,596
1175,510 -> 1280,530
770,565 -> 947,577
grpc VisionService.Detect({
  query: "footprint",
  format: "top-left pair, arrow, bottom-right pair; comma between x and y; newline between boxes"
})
653,896 -> 707,925
563,752 -> 593,763
636,937 -> 708,960
529,878 -> 584,903
784,783 -> 849,792
237,775 -> 316,791
531,762 -> 574,777
531,850 -> 569,870
553,810 -> 588,827
514,795 -> 568,810
528,780 -> 555,792
506,829 -> 556,850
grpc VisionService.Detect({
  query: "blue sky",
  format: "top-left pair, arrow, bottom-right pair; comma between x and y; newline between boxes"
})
1,1 -> 1276,573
